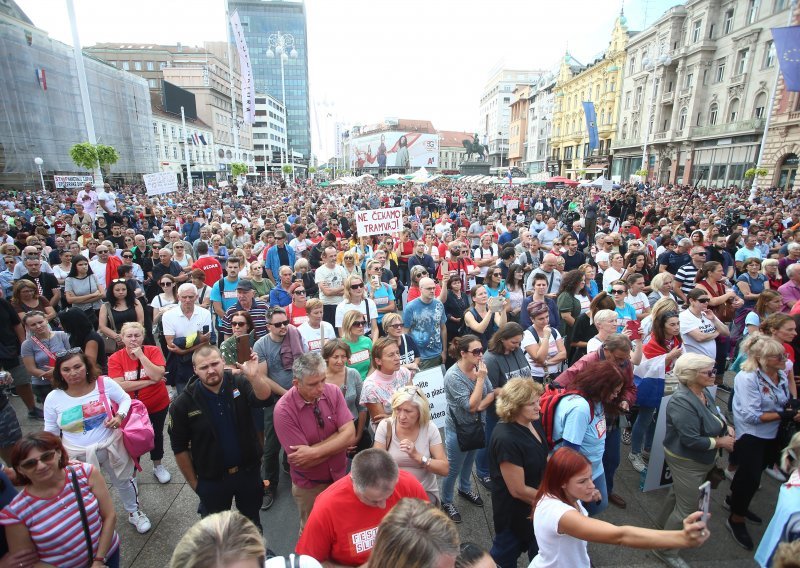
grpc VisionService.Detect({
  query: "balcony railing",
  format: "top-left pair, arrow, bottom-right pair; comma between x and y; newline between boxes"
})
689,117 -> 766,139
679,87 -> 692,97
653,131 -> 669,140
661,91 -> 674,104
611,137 -> 642,149
790,112 -> 800,121
729,73 -> 747,87
584,154 -> 610,166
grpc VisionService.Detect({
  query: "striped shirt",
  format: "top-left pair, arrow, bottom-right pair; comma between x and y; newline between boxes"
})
675,262 -> 700,295
0,463 -> 120,568
220,299 -> 269,339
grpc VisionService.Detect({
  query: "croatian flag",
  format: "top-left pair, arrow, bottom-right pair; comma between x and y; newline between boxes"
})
35,68 -> 47,91
192,132 -> 200,145
633,355 -> 667,407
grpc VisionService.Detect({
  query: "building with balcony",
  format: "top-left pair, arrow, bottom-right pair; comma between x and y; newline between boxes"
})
526,74 -> 557,176
438,131 -> 474,172
84,41 -> 255,179
252,94 -> 287,178
0,0 -> 157,189
550,13 -> 630,179
477,68 -> 546,168
508,85 -> 532,168
611,0 -> 789,187
761,0 -> 800,190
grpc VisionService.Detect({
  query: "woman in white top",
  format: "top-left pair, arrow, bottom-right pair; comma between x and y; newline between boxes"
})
150,274 -> 178,330
298,298 -> 335,353
171,242 -> 193,269
626,273 -> 651,320
679,288 -> 730,360
335,275 -> 379,342
530,447 -> 709,568
586,309 -> 619,354
522,301 -> 567,382
374,386 -> 448,505
602,253 -> 628,290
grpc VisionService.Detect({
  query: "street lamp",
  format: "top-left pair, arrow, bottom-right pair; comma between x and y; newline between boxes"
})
266,31 -> 298,178
641,51 -> 672,179
34,157 -> 45,191
498,130 -> 504,170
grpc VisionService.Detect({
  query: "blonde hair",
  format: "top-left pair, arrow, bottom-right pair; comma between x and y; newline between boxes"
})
382,312 -> 403,331
341,309 -> 366,343
779,431 -> 800,475
495,378 -> 544,422
650,271 -> 672,292
305,298 -> 323,313
740,333 -> 785,372
343,274 -> 365,303
650,297 -> 678,321
673,353 -> 716,386
390,385 -> 431,427
169,511 -> 265,568
119,322 -> 146,336
593,309 -> 618,325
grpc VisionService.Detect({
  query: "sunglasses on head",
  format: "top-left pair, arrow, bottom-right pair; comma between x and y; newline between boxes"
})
55,347 -> 82,361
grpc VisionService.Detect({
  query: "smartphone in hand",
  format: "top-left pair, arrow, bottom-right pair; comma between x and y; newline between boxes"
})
698,480 -> 711,525
236,334 -> 251,364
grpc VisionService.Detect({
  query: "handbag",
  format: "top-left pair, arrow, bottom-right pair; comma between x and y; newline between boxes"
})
449,407 -> 485,452
69,466 -> 96,567
97,375 -> 155,471
100,303 -> 119,354
698,280 -> 735,323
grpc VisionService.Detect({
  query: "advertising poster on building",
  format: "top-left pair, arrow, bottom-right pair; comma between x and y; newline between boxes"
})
350,131 -> 439,169
355,207 -> 403,237
143,172 -> 179,196
414,366 -> 446,428
54,175 -> 92,189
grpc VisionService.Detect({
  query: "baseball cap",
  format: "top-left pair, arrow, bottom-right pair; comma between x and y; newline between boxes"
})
236,279 -> 255,292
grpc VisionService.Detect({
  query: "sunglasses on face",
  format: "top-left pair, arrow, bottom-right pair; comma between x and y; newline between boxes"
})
350,283 -> 364,289
611,289 -> 626,295
466,348 -> 483,356
232,321 -> 248,327
388,323 -> 403,329
695,298 -> 711,303
161,282 -> 173,287
270,320 -> 290,328
18,449 -> 59,471
351,320 -> 366,327
122,254 -> 133,259
293,289 -> 306,295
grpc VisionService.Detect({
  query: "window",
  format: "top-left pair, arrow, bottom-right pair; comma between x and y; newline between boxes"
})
134,61 -> 142,71
765,40 -> 776,68
685,73 -> 694,88
173,147 -> 178,159
625,91 -> 631,109
729,98 -> 740,122
161,124 -> 167,137
632,121 -> 639,137
152,122 -> 158,135
122,61 -> 130,71
696,111 -> 703,126
748,0 -> 758,23
148,78 -> 157,88
715,59 -> 726,82
622,122 -> 628,139
629,55 -> 637,75
146,61 -> 154,71
596,85 -> 600,100
635,86 -> 643,107
641,50 -> 649,70
692,20 -> 702,43
678,107 -> 688,130
709,103 -> 719,125
736,48 -> 750,75
753,92 -> 767,118
775,0 -> 788,11
724,9 -> 734,34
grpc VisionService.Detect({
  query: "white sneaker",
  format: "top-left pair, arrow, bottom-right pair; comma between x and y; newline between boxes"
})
628,452 -> 647,473
765,465 -> 788,482
153,464 -> 171,484
128,509 -> 152,534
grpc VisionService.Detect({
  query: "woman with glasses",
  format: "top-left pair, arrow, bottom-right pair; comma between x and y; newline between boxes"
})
107,322 -> 170,484
728,335 -> 799,550
465,285 -> 508,352
284,281 -> 308,327
488,378 -> 547,567
21,310 -> 70,406
43,349 -> 152,535
382,312 -> 420,373
335,276 -> 379,342
150,274 -> 178,336
523,301 -> 567,383
648,272 -> 681,308
361,337 -> 413,426
680,288 -> 730,364
484,268 -> 508,300
220,311 -> 256,367
98,279 -> 145,354
366,260 -> 397,329
406,264 -> 439,303
341,309 -> 373,381
654,353 -> 732,566
627,310 -> 684,474
172,242 -> 193,270
374,385 -> 448,505
602,253 -> 628,290
608,280 -> 637,330
0,431 -> 121,567
341,251 -> 361,280
10,280 -> 58,326
441,335 -> 497,524
64,254 -> 104,326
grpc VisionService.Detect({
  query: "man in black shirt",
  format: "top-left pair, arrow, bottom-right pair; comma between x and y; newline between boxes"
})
19,257 -> 60,309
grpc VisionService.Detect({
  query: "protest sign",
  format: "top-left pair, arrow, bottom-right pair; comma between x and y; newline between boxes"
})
54,175 -> 92,189
355,207 -> 403,237
413,366 -> 446,428
143,172 -> 178,196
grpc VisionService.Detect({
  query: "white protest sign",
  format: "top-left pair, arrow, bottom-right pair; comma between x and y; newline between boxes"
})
355,207 -> 403,237
602,179 -> 613,193
505,199 -> 519,212
143,172 -> 179,196
413,366 -> 446,428
54,175 -> 92,189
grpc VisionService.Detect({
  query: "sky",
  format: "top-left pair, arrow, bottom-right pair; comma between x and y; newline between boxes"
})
17,0 -> 680,161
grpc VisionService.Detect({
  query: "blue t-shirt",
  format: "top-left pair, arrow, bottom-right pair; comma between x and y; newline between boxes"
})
402,298 -> 446,360
615,302 -> 637,332
553,396 -> 606,479
209,277 -> 240,323
370,283 -> 396,324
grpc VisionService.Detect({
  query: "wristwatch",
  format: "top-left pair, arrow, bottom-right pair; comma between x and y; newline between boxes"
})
421,455 -> 430,468
117,411 -> 127,420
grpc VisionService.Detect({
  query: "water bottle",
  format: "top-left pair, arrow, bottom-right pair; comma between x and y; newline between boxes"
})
639,466 -> 648,491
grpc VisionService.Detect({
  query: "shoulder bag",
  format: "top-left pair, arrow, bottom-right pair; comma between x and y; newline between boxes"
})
448,406 -> 485,452
97,375 -> 154,470
69,466 -> 96,567
100,303 -> 120,354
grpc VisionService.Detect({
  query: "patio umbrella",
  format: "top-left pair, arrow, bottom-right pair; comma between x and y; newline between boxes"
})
377,178 -> 402,186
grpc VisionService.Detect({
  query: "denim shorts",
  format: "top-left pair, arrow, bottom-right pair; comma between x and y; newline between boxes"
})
0,403 -> 22,448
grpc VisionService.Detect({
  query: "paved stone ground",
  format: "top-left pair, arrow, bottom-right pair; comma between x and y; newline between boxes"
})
8,381 -> 768,567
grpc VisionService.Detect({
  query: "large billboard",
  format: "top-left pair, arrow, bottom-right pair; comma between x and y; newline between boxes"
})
350,131 -> 439,169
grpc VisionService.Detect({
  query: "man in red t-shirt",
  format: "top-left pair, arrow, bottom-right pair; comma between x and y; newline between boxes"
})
296,449 -> 428,566
191,241 -> 223,287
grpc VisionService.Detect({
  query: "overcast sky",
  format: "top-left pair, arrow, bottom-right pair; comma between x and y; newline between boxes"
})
17,0 -> 679,160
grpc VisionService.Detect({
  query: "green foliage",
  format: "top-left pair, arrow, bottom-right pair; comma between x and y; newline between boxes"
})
69,142 -> 119,171
282,164 -> 294,174
96,144 -> 119,166
744,167 -> 768,180
634,168 -> 648,176
230,162 -> 248,177
308,166 -> 317,174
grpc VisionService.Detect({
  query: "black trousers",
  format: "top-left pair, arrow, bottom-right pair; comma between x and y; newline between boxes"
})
148,406 -> 169,463
196,465 -> 263,532
729,433 -> 781,517
322,304 -> 338,334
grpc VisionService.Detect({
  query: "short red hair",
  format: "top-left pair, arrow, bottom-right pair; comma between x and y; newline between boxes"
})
532,447 -> 592,510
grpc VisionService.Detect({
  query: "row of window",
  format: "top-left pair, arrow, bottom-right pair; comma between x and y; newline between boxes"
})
152,121 -> 211,142
553,139 -> 610,161
108,60 -> 165,72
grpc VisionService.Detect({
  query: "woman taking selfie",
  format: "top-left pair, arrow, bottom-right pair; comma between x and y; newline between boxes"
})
0,432 -> 121,568
465,285 -> 508,351
107,322 -> 171,484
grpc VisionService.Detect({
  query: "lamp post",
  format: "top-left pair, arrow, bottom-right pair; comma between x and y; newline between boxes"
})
266,31 -> 298,179
641,51 -> 672,180
34,157 -> 45,191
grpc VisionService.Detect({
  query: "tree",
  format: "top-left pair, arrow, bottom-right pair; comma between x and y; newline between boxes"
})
744,167 -> 768,180
282,164 -> 294,174
69,142 -> 119,171
634,168 -> 648,177
308,166 -> 317,174
230,162 -> 248,177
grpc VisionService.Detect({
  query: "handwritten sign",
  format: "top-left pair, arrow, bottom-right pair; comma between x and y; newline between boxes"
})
355,207 -> 403,237
143,172 -> 178,196
54,175 -> 92,189
414,366 -> 446,428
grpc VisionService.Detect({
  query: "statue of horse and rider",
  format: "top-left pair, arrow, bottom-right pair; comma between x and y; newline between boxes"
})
462,134 -> 489,162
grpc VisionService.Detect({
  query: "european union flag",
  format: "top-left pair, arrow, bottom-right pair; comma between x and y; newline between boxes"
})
772,25 -> 800,92
582,101 -> 599,151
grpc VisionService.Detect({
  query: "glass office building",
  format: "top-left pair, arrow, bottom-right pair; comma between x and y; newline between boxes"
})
0,1 -> 157,189
230,0 -> 311,163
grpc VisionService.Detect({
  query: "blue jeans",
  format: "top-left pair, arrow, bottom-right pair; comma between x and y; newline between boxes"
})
442,426 -> 477,504
106,548 -> 121,568
583,472 -> 608,516
631,406 -> 657,455
491,527 -> 537,568
475,411 -> 499,479
602,426 -> 621,497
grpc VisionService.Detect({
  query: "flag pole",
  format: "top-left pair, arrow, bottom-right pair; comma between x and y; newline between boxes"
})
181,106 -> 193,194
756,0 -> 797,173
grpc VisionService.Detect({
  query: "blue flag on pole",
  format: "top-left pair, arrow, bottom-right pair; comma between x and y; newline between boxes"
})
772,25 -> 800,92
583,101 -> 599,151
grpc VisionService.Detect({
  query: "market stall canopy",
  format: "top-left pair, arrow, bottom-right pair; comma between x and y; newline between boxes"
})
377,178 -> 403,186
547,176 -> 580,186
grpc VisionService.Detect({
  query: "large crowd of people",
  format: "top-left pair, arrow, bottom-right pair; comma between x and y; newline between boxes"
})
0,176 -> 798,567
